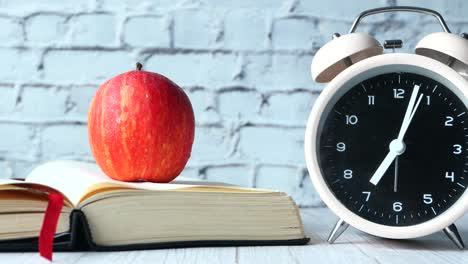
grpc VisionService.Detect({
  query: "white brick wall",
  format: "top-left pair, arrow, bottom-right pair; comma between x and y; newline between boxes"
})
0,0 -> 465,207
25,14 -> 68,46
41,125 -> 91,159
123,16 -> 170,47
68,14 -> 117,47
42,50 -> 131,83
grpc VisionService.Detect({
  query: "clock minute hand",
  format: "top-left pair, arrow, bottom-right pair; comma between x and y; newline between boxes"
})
397,85 -> 423,141
369,85 -> 423,186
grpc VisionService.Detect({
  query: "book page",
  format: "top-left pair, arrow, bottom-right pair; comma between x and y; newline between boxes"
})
0,179 -> 77,208
25,160 -> 264,206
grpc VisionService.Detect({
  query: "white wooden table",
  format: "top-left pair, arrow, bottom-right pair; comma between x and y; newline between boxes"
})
1,208 -> 467,264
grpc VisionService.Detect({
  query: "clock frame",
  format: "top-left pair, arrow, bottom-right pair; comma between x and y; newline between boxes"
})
305,53 -> 468,239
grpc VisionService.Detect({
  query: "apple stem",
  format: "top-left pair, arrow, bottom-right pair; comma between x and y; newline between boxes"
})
136,62 -> 143,71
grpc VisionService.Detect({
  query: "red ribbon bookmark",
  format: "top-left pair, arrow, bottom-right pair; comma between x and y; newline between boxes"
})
39,191 -> 64,261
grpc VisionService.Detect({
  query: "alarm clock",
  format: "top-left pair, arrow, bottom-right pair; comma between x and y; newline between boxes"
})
304,6 -> 468,249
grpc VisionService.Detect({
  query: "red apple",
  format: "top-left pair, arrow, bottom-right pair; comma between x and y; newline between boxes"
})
88,63 -> 195,182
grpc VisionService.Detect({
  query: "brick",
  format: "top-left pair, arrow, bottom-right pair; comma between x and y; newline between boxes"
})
187,89 -> 213,114
435,1 -> 464,20
15,86 -> 69,120
173,9 -> 223,49
0,49 -> 40,81
241,54 -> 274,88
242,54 -> 313,91
42,50 -> 131,83
188,126 -> 233,164
0,0 -> 90,15
0,159 -> 41,179
68,14 -> 117,47
145,53 -> 239,88
256,166 -> 322,207
256,165 -> 299,192
224,10 -> 268,50
97,0 -> 185,12
68,86 -> 98,119
317,20 -> 351,37
198,0 -> 284,11
25,14 -> 67,46
0,17 -> 23,46
0,161 -> 13,178
186,89 -> 221,125
270,55 -> 314,90
256,165 -> 300,194
296,170 -> 325,207
41,125 -> 90,158
238,127 -> 304,164
0,85 -> 17,115
0,124 -> 34,156
397,1 -> 467,21
218,90 -> 262,120
205,165 -> 253,187
179,167 -> 202,180
272,18 -> 318,50
123,16 -> 170,48
293,0 -> 387,21
260,92 -> 317,125
12,160 -> 38,179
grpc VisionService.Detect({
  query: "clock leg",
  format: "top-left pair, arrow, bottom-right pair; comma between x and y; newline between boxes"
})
443,224 -> 465,250
327,218 -> 349,243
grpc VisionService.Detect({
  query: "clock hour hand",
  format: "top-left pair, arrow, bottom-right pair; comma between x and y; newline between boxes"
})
369,145 -> 399,186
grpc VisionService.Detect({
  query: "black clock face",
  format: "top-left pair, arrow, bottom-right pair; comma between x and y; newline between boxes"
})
318,72 -> 468,226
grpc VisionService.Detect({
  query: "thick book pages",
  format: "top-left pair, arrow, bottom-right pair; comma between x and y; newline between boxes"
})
0,161 -> 309,251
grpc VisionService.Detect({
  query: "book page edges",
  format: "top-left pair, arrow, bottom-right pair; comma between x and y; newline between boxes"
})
26,161 -> 278,207
78,182 -> 275,205
0,182 -> 74,208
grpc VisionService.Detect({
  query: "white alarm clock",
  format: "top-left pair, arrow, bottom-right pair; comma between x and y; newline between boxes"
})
305,6 -> 468,249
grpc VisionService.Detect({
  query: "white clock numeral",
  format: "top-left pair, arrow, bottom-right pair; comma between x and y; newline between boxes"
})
453,144 -> 462,154
393,202 -> 403,212
423,194 -> 433,204
362,191 -> 371,202
426,95 -> 431,106
368,95 -> 375,105
393,88 -> 405,99
445,116 -> 454,126
336,142 -> 346,152
345,115 -> 358,125
445,171 -> 455,182
343,169 -> 353,179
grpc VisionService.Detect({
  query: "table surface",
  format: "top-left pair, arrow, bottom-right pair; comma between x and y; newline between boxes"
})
1,208 -> 467,264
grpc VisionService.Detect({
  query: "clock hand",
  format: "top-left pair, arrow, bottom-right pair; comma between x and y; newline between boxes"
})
397,85 -> 423,141
369,144 -> 399,186
370,85 -> 423,186
393,156 -> 398,192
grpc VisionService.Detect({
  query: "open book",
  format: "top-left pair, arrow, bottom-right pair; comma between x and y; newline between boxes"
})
0,161 -> 308,251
